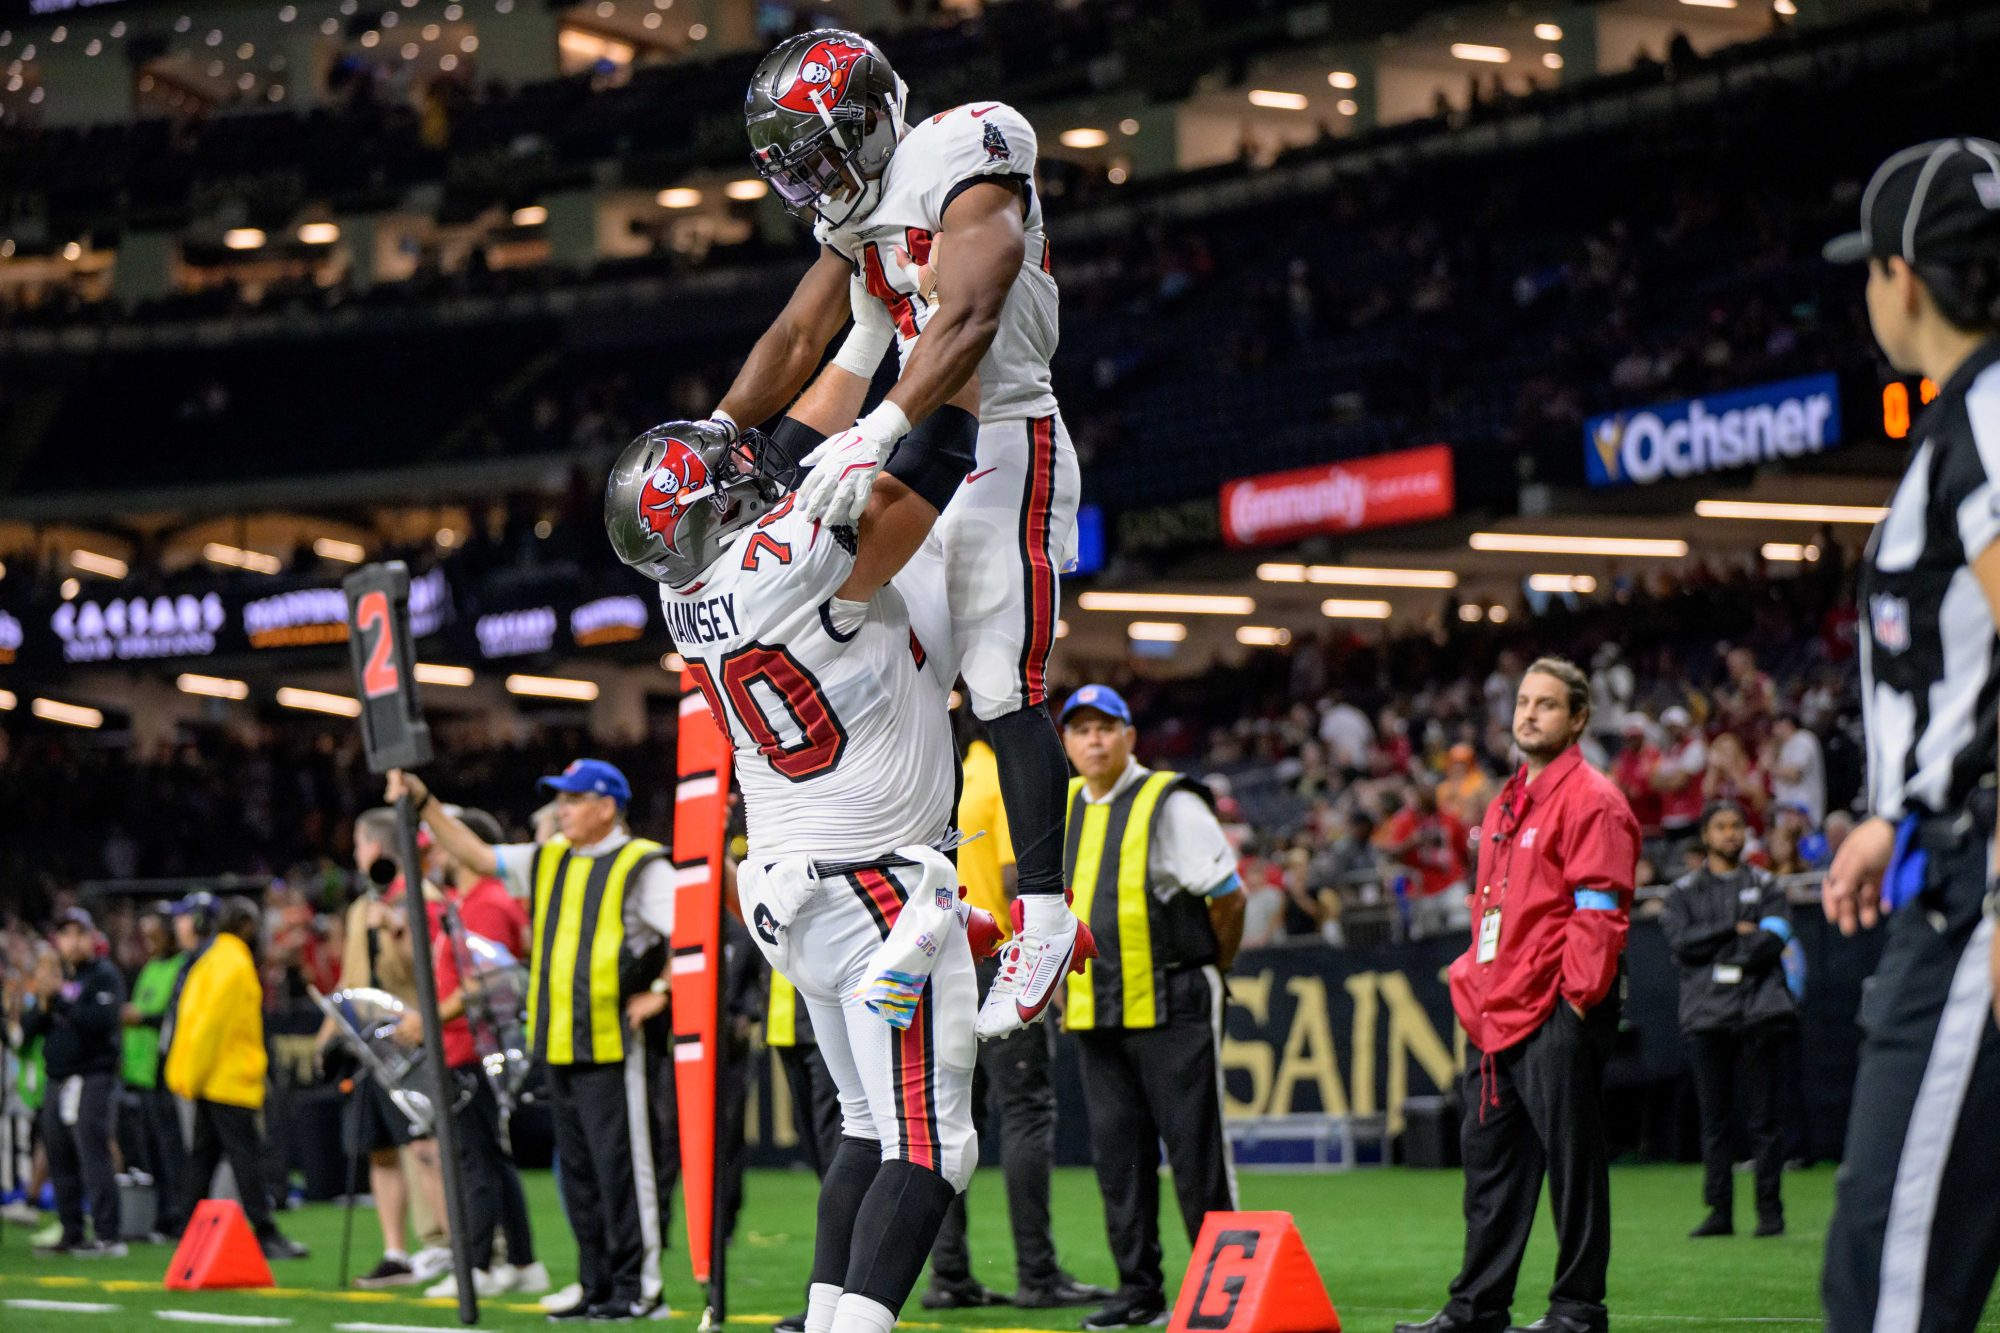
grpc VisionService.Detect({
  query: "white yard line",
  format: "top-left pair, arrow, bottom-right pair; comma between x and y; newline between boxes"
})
3,1299 -> 122,1314
155,1312 -> 293,1326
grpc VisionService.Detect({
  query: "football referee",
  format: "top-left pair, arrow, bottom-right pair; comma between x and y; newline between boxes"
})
1819,136 -> 2000,1333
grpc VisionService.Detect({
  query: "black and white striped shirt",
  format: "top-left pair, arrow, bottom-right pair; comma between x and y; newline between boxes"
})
1860,337 -> 2000,820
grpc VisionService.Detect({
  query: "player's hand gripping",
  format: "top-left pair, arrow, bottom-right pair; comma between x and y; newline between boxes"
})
1823,814 -> 1895,937
795,402 -> 911,526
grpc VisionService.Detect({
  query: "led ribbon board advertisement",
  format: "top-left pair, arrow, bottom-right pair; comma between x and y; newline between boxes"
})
1220,444 -> 1455,548
1584,372 -> 1842,488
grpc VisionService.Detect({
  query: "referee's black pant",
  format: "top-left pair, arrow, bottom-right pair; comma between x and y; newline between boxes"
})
1076,966 -> 1236,1304
547,1051 -> 661,1307
1823,822 -> 2000,1333
1447,1000 -> 1617,1333
933,960 -> 1063,1292
448,1067 -> 535,1273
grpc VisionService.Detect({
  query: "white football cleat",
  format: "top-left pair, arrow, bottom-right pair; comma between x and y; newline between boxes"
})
976,891 -> 1095,1040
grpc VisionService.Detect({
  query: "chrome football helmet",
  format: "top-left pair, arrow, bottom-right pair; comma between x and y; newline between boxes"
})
745,29 -> 906,228
605,420 -> 790,588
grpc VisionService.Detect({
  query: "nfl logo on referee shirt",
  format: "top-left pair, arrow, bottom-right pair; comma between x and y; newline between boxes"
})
1871,593 -> 1912,654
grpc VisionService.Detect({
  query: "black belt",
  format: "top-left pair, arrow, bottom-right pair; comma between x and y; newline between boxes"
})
1910,785 -> 1996,854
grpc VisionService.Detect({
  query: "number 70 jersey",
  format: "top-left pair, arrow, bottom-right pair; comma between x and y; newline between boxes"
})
658,495 -> 958,863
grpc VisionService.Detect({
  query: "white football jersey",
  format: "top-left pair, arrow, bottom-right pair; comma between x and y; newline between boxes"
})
817,101 -> 1059,423
658,496 -> 956,862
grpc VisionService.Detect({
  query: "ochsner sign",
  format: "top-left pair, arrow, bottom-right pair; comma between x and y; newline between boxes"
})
1220,445 -> 1455,549
1585,373 -> 1842,488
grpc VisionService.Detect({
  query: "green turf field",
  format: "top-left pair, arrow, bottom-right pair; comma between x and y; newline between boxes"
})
2,1164 -> 1996,1330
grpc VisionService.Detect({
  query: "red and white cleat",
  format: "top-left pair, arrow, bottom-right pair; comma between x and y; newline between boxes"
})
975,892 -> 1095,1040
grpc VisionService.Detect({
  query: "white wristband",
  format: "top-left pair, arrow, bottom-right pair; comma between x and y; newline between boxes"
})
831,319 -> 894,379
856,401 -> 912,448
707,409 -> 739,441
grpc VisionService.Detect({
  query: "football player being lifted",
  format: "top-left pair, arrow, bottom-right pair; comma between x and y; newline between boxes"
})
694,30 -> 1085,1041
608,335 -> 998,1333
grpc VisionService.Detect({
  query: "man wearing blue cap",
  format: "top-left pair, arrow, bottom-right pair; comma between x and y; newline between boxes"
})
1056,686 -> 1245,1330
389,759 -> 677,1323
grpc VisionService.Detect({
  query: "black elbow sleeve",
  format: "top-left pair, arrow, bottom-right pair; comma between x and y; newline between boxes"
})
884,405 -> 978,512
767,415 -> 822,480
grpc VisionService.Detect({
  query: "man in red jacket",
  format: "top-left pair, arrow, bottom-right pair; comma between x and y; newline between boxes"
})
1399,657 -> 1638,1333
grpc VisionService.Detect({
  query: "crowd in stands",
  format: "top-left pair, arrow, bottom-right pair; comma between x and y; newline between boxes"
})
0,549 -> 1861,980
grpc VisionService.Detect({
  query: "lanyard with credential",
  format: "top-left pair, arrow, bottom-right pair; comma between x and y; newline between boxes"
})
1476,787 -> 1525,965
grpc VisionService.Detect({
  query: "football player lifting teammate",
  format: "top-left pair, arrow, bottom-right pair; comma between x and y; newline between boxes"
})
693,30 -> 1086,1040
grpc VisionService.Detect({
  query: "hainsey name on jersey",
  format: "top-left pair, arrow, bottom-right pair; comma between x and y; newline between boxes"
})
817,101 -> 1059,424
661,593 -> 739,645
659,498 -> 956,862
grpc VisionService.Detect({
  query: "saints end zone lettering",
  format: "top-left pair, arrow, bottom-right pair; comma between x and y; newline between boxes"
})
1169,1212 -> 1339,1333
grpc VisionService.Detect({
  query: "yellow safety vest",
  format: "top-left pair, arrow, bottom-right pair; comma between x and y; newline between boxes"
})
766,971 -> 800,1048
1064,770 -> 1220,1031
525,835 -> 665,1065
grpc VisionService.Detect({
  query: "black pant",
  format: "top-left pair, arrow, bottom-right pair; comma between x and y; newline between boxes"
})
1447,1002 -> 1615,1331
932,974 -> 1061,1290
717,1037 -> 751,1243
547,1057 -> 658,1305
450,1068 -> 535,1271
140,1085 -> 192,1234
646,1029 -> 680,1250
1076,967 -> 1235,1302
778,1042 -> 843,1178
185,1099 -> 278,1241
42,1071 -> 120,1245
1686,1023 -> 1792,1224
1823,830 -> 2000,1333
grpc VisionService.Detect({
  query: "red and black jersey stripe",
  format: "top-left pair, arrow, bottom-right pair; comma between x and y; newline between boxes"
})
848,866 -> 908,939
1015,415 -> 1058,708
891,978 -> 941,1171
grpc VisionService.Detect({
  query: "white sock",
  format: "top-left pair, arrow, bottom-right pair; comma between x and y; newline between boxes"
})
830,1293 -> 897,1333
384,1249 -> 408,1264
1020,893 -> 1073,936
805,1282 -> 843,1333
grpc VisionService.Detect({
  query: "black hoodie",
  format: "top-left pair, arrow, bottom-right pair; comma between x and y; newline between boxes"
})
22,954 -> 127,1080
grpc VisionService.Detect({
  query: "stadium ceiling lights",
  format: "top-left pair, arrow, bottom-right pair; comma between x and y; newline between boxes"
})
1237,625 -> 1293,647
1127,621 -> 1188,643
511,205 -> 548,227
1076,591 -> 1255,615
69,548 -> 128,578
1762,542 -> 1823,563
204,541 -> 281,574
312,537 -> 365,563
1059,128 -> 1109,149
0,689 -> 13,710
1468,532 -> 1689,558
724,179 -> 769,201
415,663 -> 475,687
177,673 -> 249,700
1679,0 -> 1739,7
1257,562 -> 1457,589
657,187 -> 703,208
1534,23 -> 1563,40
1321,599 -> 1393,620
1327,70 -> 1358,89
33,697 -> 104,728
1450,43 -> 1511,63
1247,89 -> 1309,110
1527,573 -> 1599,594
223,227 -> 266,250
297,222 -> 339,244
506,673 -> 600,701
1693,500 -> 1887,524
276,686 -> 361,717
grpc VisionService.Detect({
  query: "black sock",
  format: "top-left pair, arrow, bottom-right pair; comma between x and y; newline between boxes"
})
986,705 -> 1068,897
843,1160 -> 958,1312
811,1136 -> 881,1289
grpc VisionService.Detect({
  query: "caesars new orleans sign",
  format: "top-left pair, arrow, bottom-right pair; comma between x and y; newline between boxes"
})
1585,372 -> 1843,488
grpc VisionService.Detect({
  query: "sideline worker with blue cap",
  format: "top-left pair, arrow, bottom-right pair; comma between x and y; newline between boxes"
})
386,759 -> 676,1322
1057,685 -> 1246,1331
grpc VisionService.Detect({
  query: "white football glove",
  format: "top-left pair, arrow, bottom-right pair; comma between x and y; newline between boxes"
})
796,401 -> 911,525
